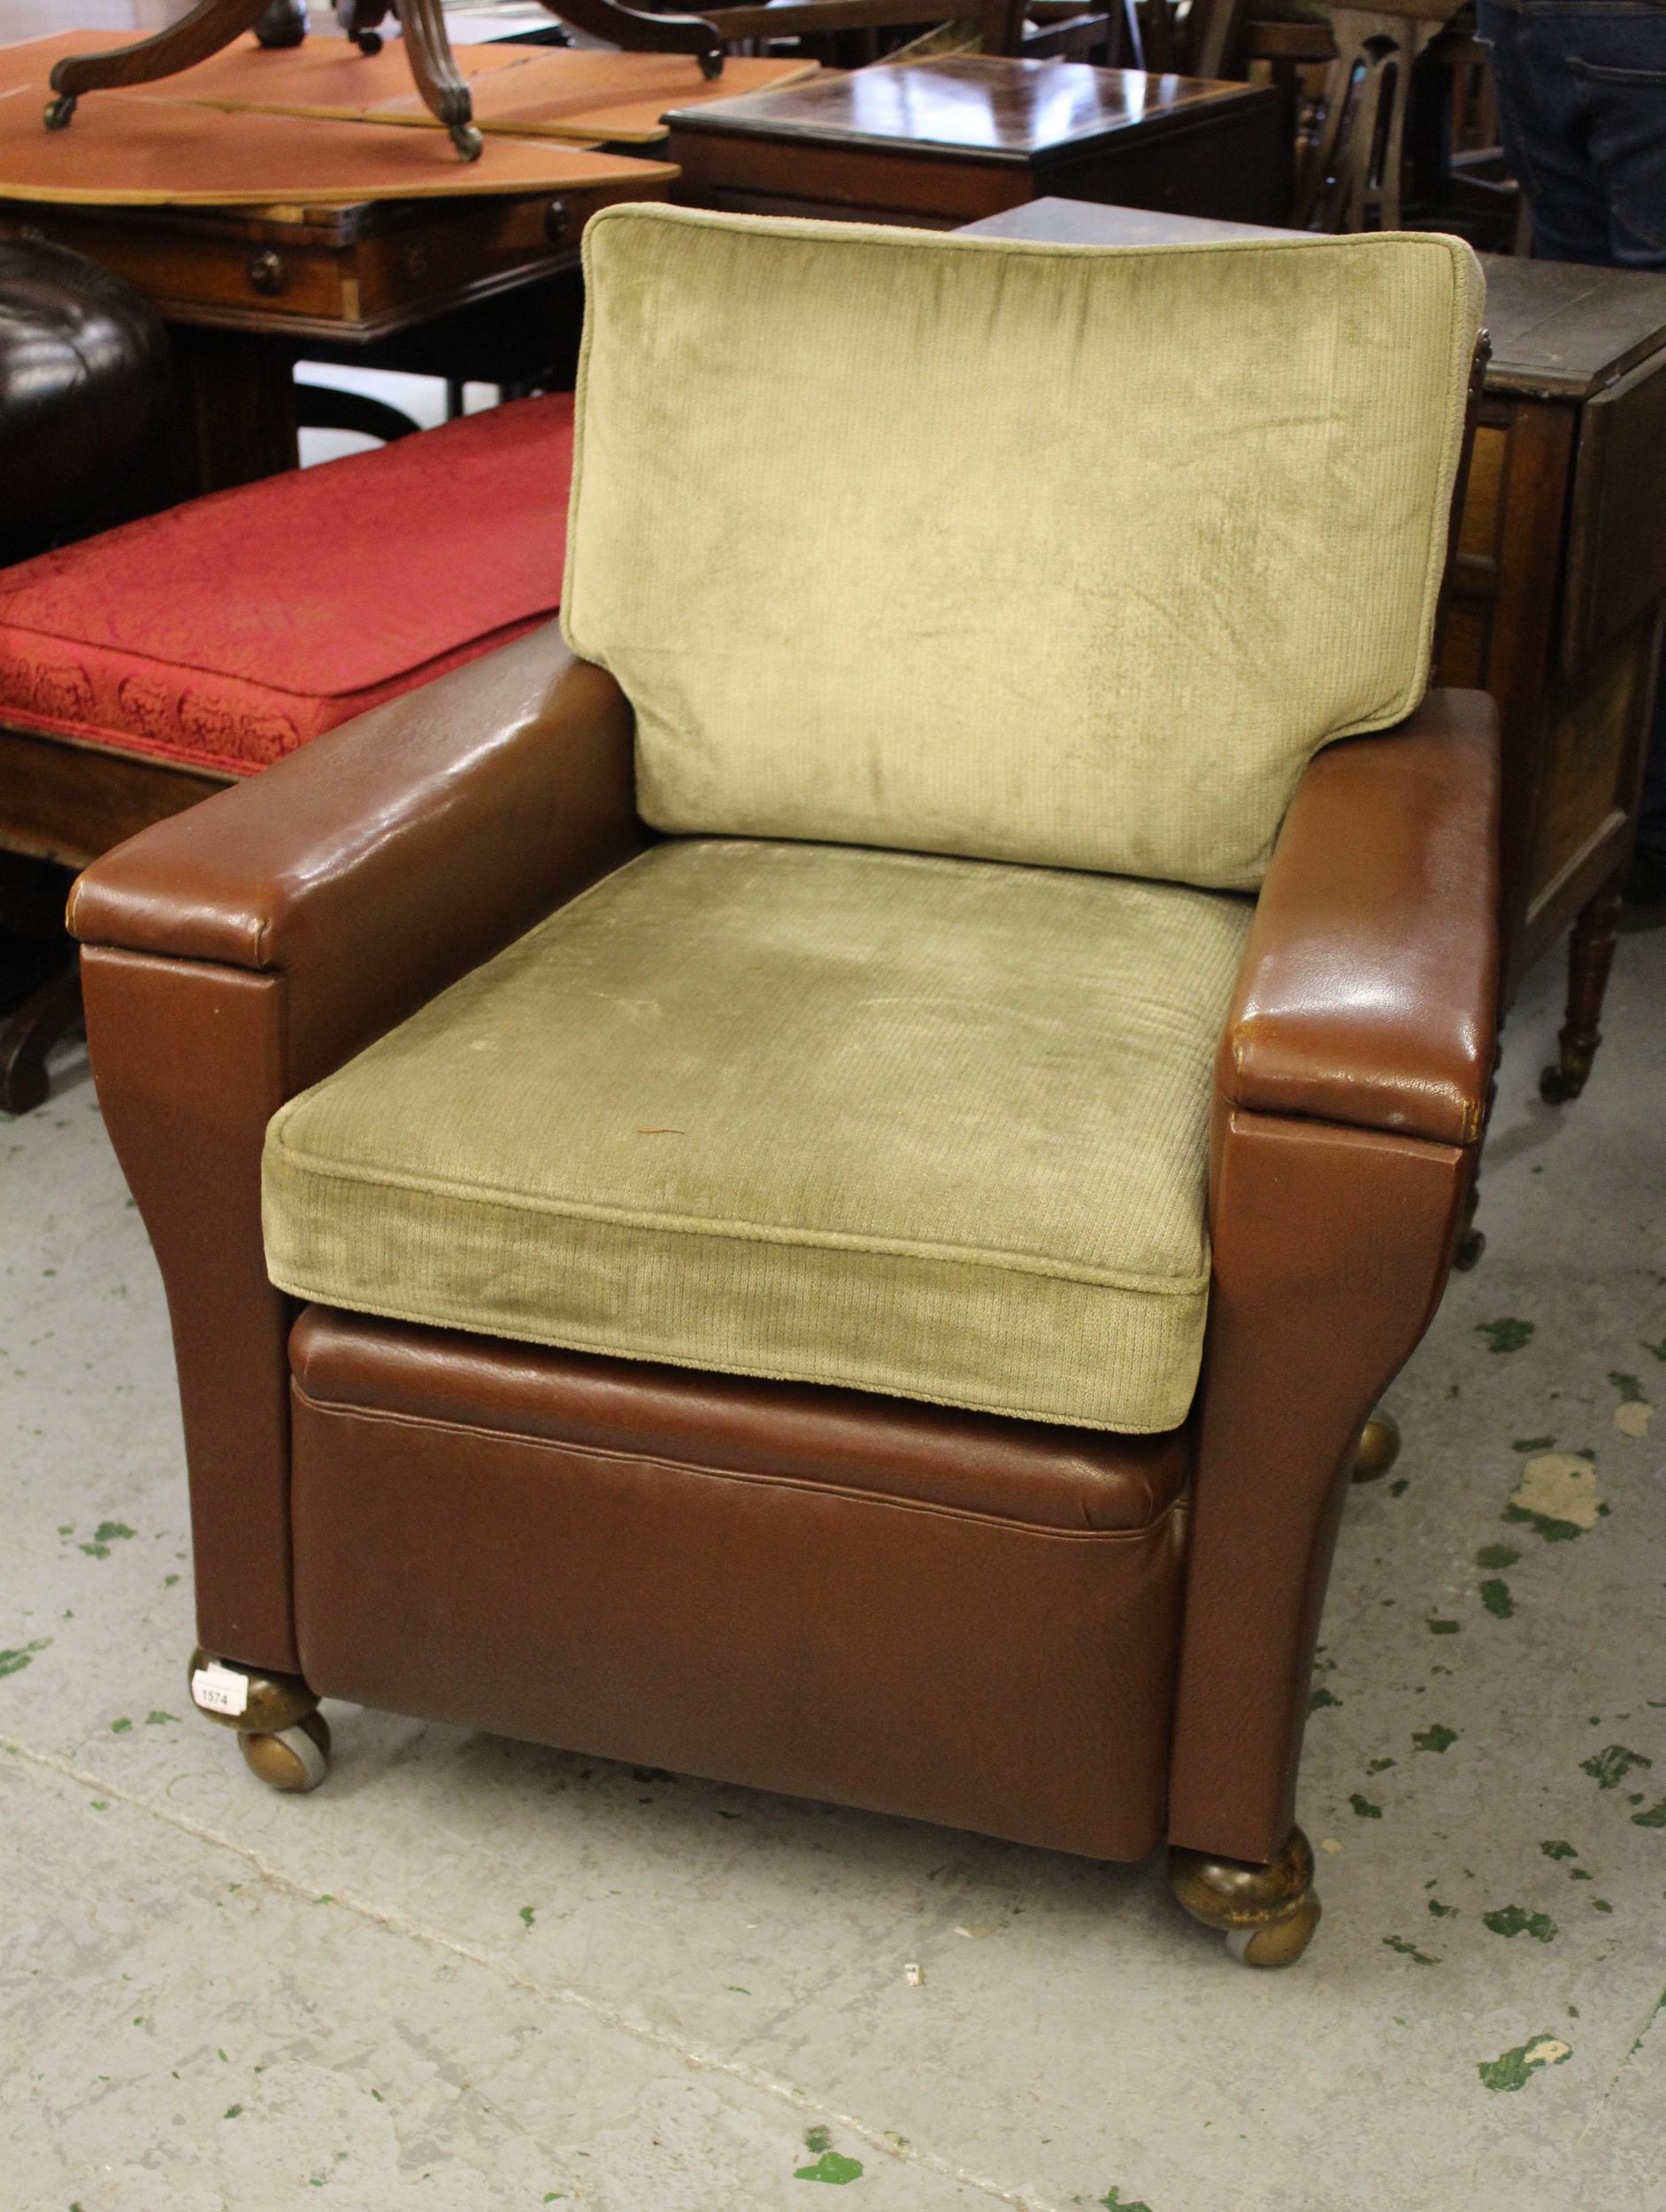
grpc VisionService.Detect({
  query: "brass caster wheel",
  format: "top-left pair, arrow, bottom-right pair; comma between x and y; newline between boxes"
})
1169,1825 -> 1320,1970
1224,1891 -> 1322,1968
1351,1409 -> 1401,1485
242,1711 -> 330,1793
43,94 -> 77,131
1452,1224 -> 1486,1271
1539,1055 -> 1589,1105
450,121 -> 484,161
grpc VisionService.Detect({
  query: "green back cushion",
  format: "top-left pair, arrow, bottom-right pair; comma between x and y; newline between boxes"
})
562,207 -> 1483,892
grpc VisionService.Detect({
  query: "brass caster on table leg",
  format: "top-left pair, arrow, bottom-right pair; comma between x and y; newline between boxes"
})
1539,1043 -> 1593,1105
42,93 -> 77,130
1169,1825 -> 1321,1969
188,1647 -> 329,1794
450,120 -> 484,160
1351,1409 -> 1401,1484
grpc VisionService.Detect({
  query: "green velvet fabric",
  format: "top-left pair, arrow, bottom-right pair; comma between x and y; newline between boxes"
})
264,840 -> 1252,1431
562,206 -> 1483,893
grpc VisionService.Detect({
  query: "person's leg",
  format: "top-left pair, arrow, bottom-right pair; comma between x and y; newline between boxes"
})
1476,0 -> 1613,261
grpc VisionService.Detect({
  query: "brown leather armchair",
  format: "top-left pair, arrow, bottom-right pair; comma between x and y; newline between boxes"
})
69,210 -> 1498,1967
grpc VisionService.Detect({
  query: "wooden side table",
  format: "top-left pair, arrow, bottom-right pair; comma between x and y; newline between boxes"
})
962,199 -> 1666,1119
664,58 -> 1286,228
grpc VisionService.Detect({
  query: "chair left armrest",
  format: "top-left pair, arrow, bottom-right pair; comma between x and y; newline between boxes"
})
1219,687 -> 1501,1148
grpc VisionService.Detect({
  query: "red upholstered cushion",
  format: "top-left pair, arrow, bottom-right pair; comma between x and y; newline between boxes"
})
0,392 -> 573,776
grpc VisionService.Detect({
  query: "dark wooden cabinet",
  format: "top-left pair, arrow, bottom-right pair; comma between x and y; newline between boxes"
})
666,58 -> 1286,229
1439,254 -> 1666,1096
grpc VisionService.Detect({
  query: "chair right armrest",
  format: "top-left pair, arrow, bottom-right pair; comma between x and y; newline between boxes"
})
1217,687 -> 1501,1147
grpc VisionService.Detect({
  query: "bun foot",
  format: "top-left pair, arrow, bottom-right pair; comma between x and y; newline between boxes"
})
1351,1409 -> 1401,1484
188,1647 -> 329,1793
242,1711 -> 330,1793
1169,1825 -> 1320,1969
450,120 -> 483,159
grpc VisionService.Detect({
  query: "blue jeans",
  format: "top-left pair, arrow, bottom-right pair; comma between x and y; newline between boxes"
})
1478,0 -> 1666,859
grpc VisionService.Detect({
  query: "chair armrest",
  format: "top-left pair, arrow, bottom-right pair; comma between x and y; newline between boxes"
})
69,622 -> 644,1085
1219,687 -> 1501,1148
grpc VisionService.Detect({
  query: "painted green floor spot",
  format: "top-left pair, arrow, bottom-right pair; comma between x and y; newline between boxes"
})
518,1906 -> 535,1929
145,1709 -> 180,1726
1503,1504 -> 1586,1542
1511,1435 -> 1556,1453
1097,2191 -> 1154,2211
1309,1686 -> 1342,1713
1479,1578 -> 1515,1619
1427,1899 -> 1457,1918
1414,1724 -> 1458,1754
795,2152 -> 863,2185
80,1520 -> 135,1559
1610,1371 -> 1647,1403
110,1717 -> 132,1733
1484,1905 -> 1558,1942
1349,1793 -> 1383,1819
1478,2036 -> 1571,2092
1477,1318 -> 1534,1355
1428,1619 -> 1462,1636
1641,1337 -> 1666,1363
1582,1744 -> 1653,1790
803,2129 -> 832,2156
1475,1543 -> 1520,1570
1631,1799 -> 1666,1828
1367,1757 -> 1397,1774
0,1639 -> 50,1678
1539,1840 -> 1578,1861
1385,1934 -> 1440,1965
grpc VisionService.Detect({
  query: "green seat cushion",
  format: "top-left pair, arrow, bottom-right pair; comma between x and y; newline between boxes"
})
562,205 -> 1484,893
263,840 -> 1252,1431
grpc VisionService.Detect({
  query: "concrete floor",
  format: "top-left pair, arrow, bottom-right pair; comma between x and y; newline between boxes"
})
2,921 -> 1663,2212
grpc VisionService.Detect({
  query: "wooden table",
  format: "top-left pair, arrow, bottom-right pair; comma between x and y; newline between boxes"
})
0,180 -> 663,496
963,198 -> 1666,1124
665,58 -> 1286,229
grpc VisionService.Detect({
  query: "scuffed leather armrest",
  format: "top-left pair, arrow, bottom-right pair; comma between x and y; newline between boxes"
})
69,623 -> 645,1080
1220,688 -> 1501,1146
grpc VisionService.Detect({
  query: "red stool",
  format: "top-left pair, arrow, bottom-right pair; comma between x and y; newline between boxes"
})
0,390 -> 575,1108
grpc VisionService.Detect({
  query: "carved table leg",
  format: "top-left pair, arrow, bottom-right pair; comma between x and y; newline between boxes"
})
0,960 -> 82,1115
398,0 -> 483,159
46,0 -> 272,129
1169,1825 -> 1321,1967
1540,878 -> 1624,1103
188,1647 -> 331,1793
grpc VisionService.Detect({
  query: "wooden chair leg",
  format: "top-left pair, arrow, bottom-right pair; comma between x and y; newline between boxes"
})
0,960 -> 82,1116
1540,876 -> 1624,1104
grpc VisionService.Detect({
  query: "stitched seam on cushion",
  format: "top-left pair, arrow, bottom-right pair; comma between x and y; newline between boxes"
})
266,1139 -> 1209,1294
269,1273 -> 1191,1433
290,1383 -> 1183,1538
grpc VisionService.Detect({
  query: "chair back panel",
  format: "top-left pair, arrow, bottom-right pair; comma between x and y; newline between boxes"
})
562,205 -> 1483,890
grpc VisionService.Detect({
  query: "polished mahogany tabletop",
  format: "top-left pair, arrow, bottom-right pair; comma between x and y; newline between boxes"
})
664,56 -> 1265,165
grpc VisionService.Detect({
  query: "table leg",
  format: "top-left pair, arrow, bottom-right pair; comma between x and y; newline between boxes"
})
1539,873 -> 1625,1104
164,325 -> 299,499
